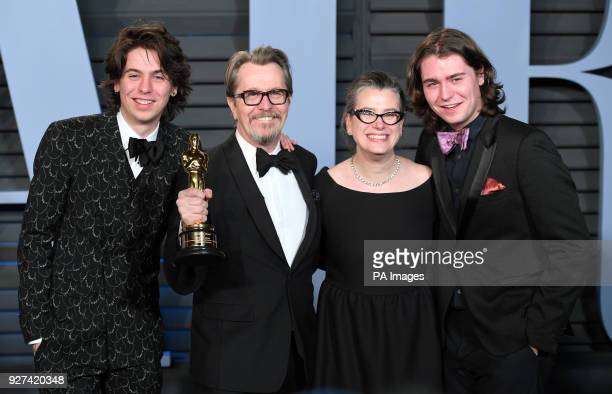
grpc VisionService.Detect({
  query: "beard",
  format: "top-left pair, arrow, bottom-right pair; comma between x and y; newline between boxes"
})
248,127 -> 281,146
247,111 -> 283,146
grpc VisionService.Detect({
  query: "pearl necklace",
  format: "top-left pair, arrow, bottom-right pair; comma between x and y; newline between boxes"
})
350,156 -> 401,187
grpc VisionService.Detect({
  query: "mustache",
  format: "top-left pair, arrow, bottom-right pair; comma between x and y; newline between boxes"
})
250,111 -> 280,120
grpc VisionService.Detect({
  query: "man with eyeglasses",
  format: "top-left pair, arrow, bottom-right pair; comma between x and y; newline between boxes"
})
164,46 -> 320,394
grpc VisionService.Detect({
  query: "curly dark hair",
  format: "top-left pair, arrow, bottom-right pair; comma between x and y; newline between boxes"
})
99,22 -> 192,121
407,28 -> 505,131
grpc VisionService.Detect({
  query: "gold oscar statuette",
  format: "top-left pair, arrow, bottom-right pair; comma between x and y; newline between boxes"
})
176,133 -> 226,264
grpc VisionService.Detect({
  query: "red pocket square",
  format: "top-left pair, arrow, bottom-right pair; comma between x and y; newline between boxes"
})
481,177 -> 506,196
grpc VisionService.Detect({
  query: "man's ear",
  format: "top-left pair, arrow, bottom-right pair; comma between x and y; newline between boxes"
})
477,67 -> 485,86
226,97 -> 238,121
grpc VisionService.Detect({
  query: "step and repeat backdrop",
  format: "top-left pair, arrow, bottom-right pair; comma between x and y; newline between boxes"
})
0,0 -> 610,373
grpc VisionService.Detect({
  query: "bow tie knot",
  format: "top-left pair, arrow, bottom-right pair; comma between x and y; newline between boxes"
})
128,137 -> 165,167
436,128 -> 470,155
256,148 -> 298,177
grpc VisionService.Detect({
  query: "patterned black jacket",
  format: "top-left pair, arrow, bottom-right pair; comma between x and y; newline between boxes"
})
18,112 -> 189,369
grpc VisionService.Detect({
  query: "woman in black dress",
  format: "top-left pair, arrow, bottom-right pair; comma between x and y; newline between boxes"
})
313,71 -> 442,393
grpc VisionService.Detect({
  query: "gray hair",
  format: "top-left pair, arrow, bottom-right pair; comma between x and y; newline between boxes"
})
224,46 -> 293,97
342,70 -> 406,132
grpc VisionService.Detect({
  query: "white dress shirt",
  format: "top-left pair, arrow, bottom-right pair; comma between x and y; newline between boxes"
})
117,111 -> 160,178
28,111 -> 161,346
235,131 -> 308,266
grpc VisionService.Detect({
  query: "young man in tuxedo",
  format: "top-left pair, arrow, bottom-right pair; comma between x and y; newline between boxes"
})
164,46 -> 320,394
409,28 -> 589,393
18,22 -> 192,392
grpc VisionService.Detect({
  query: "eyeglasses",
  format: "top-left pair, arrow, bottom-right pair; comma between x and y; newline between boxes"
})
233,89 -> 290,106
350,109 -> 404,125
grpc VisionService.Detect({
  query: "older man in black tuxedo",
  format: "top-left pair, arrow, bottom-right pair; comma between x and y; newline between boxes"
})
410,28 -> 589,394
18,22 -> 191,392
164,46 -> 320,394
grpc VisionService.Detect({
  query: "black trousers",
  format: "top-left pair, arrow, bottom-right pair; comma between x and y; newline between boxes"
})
444,308 -> 553,394
37,364 -> 162,394
196,334 -> 306,394
35,338 -> 161,393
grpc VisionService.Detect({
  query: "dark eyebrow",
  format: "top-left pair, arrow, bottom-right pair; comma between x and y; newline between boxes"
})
358,107 -> 400,112
123,68 -> 165,75
448,72 -> 466,79
242,88 -> 284,92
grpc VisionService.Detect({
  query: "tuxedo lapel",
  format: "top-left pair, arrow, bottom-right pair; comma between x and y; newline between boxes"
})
222,137 -> 287,263
430,142 -> 457,238
288,153 -> 318,271
457,116 -> 500,236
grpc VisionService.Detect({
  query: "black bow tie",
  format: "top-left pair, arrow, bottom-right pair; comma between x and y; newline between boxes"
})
127,137 -> 165,167
256,148 -> 298,177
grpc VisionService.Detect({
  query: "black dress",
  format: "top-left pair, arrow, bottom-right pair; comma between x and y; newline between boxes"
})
314,169 -> 443,394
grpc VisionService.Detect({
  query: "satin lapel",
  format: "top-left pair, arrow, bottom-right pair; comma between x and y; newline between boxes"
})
288,154 -> 317,271
430,143 -> 457,238
457,116 -> 500,236
222,137 -> 287,263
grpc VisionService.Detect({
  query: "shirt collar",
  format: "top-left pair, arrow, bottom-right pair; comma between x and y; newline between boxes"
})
235,130 -> 281,175
465,114 -> 485,141
117,111 -> 159,150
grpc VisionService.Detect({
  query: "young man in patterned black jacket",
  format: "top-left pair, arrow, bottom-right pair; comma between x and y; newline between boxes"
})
18,22 -> 191,392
